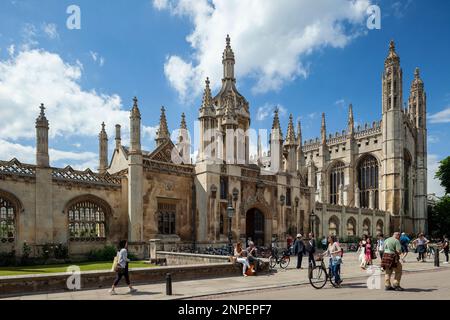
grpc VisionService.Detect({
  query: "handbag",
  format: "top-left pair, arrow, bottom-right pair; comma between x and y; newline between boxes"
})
111,255 -> 119,272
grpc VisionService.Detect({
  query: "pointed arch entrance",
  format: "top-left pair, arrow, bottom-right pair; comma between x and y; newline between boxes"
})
246,208 -> 265,247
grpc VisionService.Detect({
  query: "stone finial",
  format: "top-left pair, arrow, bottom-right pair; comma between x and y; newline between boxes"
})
296,120 -> 302,146
36,103 -> 50,167
180,113 -> 187,130
385,39 -> 400,66
200,77 -> 214,114
131,96 -> 141,119
115,124 -> 121,149
285,114 -> 296,146
156,106 -> 170,146
99,122 -> 108,174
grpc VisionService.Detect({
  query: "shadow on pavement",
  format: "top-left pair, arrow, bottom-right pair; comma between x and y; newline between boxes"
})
402,288 -> 437,293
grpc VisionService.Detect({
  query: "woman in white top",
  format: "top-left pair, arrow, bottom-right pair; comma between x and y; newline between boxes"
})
234,242 -> 251,277
110,240 -> 138,295
324,236 -> 343,286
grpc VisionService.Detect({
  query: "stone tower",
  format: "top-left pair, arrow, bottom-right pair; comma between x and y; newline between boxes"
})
381,41 -> 404,231
270,108 -> 283,173
198,78 -> 217,162
98,122 -> 108,174
35,104 -> 53,244
128,97 -> 143,242
409,67 -> 428,232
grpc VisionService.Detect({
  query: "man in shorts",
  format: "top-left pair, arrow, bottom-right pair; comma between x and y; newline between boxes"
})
399,232 -> 410,262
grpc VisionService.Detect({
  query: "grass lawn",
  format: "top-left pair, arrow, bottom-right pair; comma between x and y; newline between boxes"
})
0,261 -> 155,277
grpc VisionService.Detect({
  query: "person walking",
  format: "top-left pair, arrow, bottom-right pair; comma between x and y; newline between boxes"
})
377,234 -> 385,262
442,235 -> 449,264
234,241 -> 251,277
324,235 -> 343,287
110,240 -> 137,295
359,235 -> 368,270
414,233 -> 429,262
399,232 -> 411,262
381,232 -> 404,291
364,237 -> 373,267
293,234 -> 306,269
306,232 -> 317,268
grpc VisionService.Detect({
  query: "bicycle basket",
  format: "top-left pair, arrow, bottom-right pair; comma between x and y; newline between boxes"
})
314,255 -> 323,262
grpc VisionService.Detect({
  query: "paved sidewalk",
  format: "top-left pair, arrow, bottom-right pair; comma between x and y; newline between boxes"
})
1,253 -> 448,300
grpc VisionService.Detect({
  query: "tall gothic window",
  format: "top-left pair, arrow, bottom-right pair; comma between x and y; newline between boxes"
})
358,155 -> 379,209
286,188 -> 292,206
404,151 -> 412,215
220,176 -> 228,200
157,202 -> 176,235
0,196 -> 16,242
329,161 -> 345,205
68,201 -> 106,240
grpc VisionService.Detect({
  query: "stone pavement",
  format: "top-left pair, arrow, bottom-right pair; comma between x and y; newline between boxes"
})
1,252 -> 448,300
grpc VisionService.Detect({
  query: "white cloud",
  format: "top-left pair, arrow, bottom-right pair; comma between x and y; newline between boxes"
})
256,104 -> 287,121
7,44 -> 15,56
90,51 -> 105,67
428,154 -> 445,197
42,23 -> 59,39
335,99 -> 346,108
428,135 -> 439,144
0,48 -> 159,169
153,0 -> 169,10
155,0 -> 372,101
429,107 -> 450,123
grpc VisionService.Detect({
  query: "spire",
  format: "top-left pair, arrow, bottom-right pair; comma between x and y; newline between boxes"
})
272,107 -> 281,132
296,120 -> 302,146
199,77 -> 214,116
348,104 -> 354,136
36,103 -> 50,167
385,39 -> 400,67
285,114 -> 297,146
156,106 -> 170,147
131,96 -> 141,118
99,122 -> 108,174
129,97 -> 141,153
180,113 -> 187,130
321,113 -> 327,144
222,34 -> 235,81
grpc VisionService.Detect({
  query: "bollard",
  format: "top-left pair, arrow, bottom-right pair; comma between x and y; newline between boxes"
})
166,273 -> 172,295
434,248 -> 439,267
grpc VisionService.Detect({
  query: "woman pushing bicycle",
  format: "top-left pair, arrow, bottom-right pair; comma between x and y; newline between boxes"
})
323,235 -> 343,287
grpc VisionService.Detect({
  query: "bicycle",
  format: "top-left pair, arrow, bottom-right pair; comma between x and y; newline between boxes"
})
426,245 -> 436,260
269,248 -> 291,269
308,256 -> 339,289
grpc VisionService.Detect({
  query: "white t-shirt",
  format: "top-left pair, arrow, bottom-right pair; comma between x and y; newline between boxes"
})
117,248 -> 129,268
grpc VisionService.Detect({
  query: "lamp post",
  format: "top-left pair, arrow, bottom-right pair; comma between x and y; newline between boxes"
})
227,196 -> 235,255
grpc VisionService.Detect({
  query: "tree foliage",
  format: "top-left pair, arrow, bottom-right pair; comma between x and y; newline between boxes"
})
435,156 -> 450,195
428,196 -> 450,238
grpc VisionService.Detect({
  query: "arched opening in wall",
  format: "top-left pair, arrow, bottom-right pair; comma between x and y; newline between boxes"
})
328,216 -> 340,236
329,161 -> 345,205
376,220 -> 384,236
357,155 -> 379,209
362,218 -> 371,236
246,208 -> 265,247
346,217 -> 357,238
0,191 -> 21,243
67,196 -> 110,241
404,150 -> 412,216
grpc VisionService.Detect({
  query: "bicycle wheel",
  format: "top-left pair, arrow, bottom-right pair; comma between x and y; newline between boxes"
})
269,256 -> 277,269
280,256 -> 290,269
309,266 -> 327,289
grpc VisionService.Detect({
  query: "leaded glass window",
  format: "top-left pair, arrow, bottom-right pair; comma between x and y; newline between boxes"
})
0,197 -> 15,242
68,201 -> 106,240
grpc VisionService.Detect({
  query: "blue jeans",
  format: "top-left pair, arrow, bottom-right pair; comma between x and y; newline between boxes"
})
329,259 -> 341,283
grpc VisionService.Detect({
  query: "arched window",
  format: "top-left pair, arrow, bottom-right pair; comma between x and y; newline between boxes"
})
347,217 -> 356,237
376,220 -> 384,236
329,161 -> 345,205
68,200 -> 107,240
157,202 -> 176,235
220,176 -> 228,200
362,219 -> 371,236
358,155 -> 379,208
328,216 -> 340,236
0,194 -> 19,242
404,151 -> 412,215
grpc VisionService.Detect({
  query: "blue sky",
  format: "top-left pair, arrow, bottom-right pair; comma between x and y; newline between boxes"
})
0,0 -> 449,196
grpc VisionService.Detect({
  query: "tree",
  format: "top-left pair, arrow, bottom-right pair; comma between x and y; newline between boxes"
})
435,156 -> 450,195
428,196 -> 450,238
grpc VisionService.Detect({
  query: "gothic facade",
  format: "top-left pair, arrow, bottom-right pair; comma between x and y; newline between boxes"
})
0,37 -> 426,257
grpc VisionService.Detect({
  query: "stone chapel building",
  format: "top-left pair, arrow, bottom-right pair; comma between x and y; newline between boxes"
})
0,37 -> 427,257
